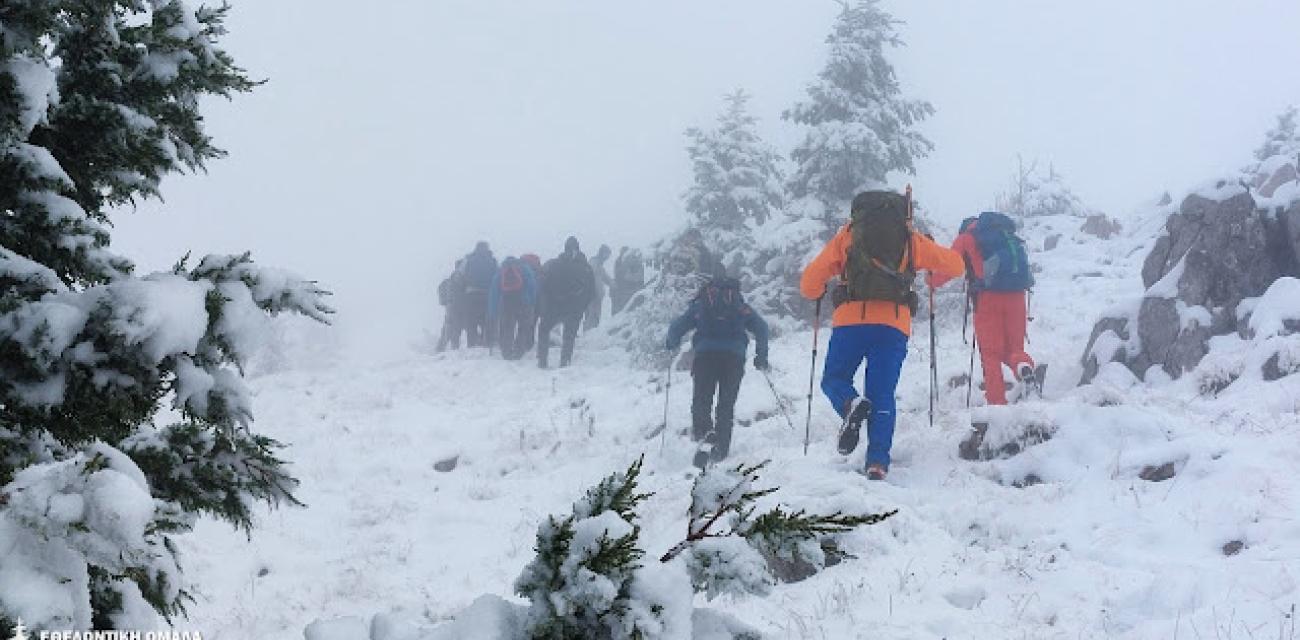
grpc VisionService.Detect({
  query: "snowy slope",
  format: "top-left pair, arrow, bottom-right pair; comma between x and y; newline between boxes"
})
180,214 -> 1300,639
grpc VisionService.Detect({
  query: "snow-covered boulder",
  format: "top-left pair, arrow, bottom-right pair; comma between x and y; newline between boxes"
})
1081,180 -> 1300,383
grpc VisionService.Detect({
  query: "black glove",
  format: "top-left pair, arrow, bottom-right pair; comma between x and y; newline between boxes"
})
753,355 -> 769,371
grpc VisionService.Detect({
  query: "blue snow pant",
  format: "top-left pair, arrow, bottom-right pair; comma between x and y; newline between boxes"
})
821,324 -> 909,468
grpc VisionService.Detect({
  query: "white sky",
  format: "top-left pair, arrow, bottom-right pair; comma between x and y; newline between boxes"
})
113,0 -> 1300,355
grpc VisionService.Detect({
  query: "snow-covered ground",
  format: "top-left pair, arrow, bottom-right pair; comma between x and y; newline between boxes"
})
180,213 -> 1300,639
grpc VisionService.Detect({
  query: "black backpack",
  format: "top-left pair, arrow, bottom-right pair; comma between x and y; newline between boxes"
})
542,254 -> 591,310
844,191 -> 916,307
693,277 -> 746,340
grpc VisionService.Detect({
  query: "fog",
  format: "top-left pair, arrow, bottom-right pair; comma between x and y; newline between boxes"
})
112,0 -> 1300,358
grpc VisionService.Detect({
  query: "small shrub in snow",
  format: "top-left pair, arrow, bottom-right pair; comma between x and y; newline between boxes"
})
664,461 -> 896,594
501,459 -> 895,639
513,456 -> 682,639
994,158 -> 1096,220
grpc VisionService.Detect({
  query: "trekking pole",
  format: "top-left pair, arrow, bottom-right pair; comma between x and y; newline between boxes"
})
803,297 -> 822,456
1025,289 -> 1033,345
961,282 -> 971,345
759,368 -> 797,432
966,334 -> 977,408
928,284 -> 938,428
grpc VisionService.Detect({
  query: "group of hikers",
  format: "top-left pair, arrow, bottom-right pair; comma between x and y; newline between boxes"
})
438,188 -> 1040,481
663,189 -> 1040,480
436,238 -> 646,368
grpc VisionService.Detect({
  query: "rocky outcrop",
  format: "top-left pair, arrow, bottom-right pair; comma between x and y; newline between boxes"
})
1080,214 -> 1122,239
1081,178 -> 1300,383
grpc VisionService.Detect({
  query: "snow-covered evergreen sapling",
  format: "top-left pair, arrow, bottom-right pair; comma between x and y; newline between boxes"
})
514,456 -> 685,639
662,461 -> 897,597
1,1 -> 331,633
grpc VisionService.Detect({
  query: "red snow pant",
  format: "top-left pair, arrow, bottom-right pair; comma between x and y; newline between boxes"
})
973,291 -> 1034,405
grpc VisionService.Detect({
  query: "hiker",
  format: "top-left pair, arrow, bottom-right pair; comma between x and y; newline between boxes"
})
461,241 -> 498,347
436,260 -> 468,352
517,253 -> 544,355
935,213 -> 1038,405
489,256 -> 539,360
610,246 -> 645,315
585,244 -> 613,331
800,190 -> 964,480
537,237 -> 596,368
665,276 -> 769,463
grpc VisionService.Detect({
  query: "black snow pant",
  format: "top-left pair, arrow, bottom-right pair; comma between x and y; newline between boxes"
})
497,295 -> 533,360
463,290 -> 489,347
537,309 -> 583,368
437,303 -> 467,351
691,351 -> 745,461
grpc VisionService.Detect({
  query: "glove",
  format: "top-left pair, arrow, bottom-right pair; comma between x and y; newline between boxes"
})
753,355 -> 769,371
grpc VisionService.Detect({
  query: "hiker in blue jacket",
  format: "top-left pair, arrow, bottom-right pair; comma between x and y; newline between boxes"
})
489,256 -> 539,360
665,276 -> 770,462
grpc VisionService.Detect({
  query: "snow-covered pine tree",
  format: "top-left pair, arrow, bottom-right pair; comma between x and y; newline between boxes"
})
1254,105 -> 1299,162
684,89 -> 785,235
783,0 -> 934,227
0,2 -> 331,634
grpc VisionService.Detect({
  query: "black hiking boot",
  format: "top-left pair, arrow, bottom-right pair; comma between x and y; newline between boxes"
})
693,431 -> 716,470
837,398 -> 871,456
1018,363 -> 1044,398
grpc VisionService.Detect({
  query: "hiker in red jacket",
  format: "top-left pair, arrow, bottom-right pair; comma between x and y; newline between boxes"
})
936,214 -> 1039,405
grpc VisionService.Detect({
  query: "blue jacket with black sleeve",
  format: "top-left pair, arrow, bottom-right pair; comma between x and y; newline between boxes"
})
665,298 -> 769,361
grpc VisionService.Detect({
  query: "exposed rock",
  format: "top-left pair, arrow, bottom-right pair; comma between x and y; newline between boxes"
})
1081,316 -> 1132,384
1254,159 -> 1297,198
1082,188 -> 1300,383
1222,540 -> 1245,556
958,422 -> 989,461
1080,214 -> 1122,239
1139,461 -> 1178,482
1011,474 -> 1043,488
434,455 -> 459,472
948,373 -> 970,389
959,420 -> 1053,462
1044,234 -> 1062,251
761,538 -> 844,584
1263,352 -> 1298,381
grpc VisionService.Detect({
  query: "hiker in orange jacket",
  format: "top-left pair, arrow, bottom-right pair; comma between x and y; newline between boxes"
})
800,190 -> 965,480
934,214 -> 1038,405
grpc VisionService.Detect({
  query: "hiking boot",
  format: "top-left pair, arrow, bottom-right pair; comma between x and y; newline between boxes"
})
837,398 -> 871,455
866,464 -> 887,481
1018,363 -> 1041,397
1017,363 -> 1035,384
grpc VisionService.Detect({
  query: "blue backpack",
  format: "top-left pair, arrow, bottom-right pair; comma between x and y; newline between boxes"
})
694,277 -> 746,340
971,212 -> 1033,292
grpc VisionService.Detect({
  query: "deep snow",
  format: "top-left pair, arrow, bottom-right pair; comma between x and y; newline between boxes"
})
178,211 -> 1300,639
